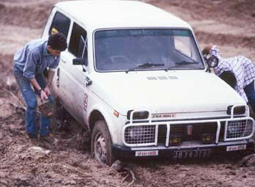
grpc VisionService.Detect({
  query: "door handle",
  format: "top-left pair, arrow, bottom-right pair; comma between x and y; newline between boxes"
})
61,59 -> 66,63
86,76 -> 92,86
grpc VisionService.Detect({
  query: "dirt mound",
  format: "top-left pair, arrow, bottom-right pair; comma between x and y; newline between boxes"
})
146,0 -> 255,59
157,0 -> 255,24
0,3 -> 51,28
196,31 -> 255,49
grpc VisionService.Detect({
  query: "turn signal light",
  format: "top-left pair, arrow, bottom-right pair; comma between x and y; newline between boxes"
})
113,110 -> 119,117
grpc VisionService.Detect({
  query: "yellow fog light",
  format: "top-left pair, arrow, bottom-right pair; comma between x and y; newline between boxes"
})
201,133 -> 214,144
169,135 -> 182,146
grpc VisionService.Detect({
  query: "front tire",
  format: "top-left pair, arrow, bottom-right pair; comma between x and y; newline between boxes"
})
91,120 -> 115,165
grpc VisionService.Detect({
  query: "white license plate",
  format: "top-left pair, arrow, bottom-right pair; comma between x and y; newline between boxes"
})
226,145 -> 246,152
173,149 -> 211,159
135,150 -> 159,157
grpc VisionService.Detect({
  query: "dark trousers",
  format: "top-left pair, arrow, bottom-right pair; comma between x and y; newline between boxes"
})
13,65 -> 53,136
244,81 -> 255,112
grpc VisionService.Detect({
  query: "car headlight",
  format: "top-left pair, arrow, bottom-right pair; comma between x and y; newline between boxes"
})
227,122 -> 240,134
128,126 -> 145,140
226,120 -> 253,139
125,126 -> 156,144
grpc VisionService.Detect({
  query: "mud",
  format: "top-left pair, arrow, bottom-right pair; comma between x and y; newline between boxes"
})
1,0 -> 255,186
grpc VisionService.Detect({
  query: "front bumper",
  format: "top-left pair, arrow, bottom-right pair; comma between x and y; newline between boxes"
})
113,140 -> 255,159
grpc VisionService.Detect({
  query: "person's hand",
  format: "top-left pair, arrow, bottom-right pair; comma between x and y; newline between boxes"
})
40,90 -> 48,100
44,86 -> 51,96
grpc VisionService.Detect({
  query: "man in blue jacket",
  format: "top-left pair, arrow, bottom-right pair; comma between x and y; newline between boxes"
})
13,33 -> 67,141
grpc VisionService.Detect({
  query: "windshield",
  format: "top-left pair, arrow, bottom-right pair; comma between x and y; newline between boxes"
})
94,29 -> 204,72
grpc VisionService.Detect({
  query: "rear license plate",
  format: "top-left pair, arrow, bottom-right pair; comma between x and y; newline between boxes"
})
135,150 -> 159,157
226,145 -> 246,152
173,149 -> 211,159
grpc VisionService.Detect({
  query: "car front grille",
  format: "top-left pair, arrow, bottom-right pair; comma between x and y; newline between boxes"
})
169,122 -> 217,142
123,118 -> 254,147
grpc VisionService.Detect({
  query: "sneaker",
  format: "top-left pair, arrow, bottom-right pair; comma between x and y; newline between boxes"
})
27,134 -> 39,145
40,134 -> 55,144
27,133 -> 37,139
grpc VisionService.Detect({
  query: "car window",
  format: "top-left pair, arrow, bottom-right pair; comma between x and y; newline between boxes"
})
69,22 -> 87,58
49,11 -> 70,37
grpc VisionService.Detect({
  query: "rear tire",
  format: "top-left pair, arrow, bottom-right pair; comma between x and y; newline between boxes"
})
91,120 -> 115,165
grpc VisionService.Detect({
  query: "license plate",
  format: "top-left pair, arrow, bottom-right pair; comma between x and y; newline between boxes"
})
173,149 -> 211,159
135,150 -> 159,157
226,145 -> 246,152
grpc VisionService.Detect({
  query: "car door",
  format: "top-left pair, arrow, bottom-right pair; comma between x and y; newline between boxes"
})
42,10 -> 77,115
59,22 -> 89,125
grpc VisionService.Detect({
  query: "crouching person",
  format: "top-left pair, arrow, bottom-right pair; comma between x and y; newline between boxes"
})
202,44 -> 255,113
13,33 -> 67,142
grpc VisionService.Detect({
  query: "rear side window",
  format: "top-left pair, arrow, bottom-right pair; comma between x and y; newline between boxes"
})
49,11 -> 70,37
69,22 -> 87,58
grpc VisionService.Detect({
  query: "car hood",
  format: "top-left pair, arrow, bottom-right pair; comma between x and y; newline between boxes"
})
91,70 -> 245,116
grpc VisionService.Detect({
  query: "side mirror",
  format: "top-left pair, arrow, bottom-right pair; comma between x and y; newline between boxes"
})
73,58 -> 88,66
206,55 -> 219,68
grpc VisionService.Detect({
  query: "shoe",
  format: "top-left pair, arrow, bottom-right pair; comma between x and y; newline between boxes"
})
27,133 -> 37,139
40,134 -> 55,144
27,134 -> 38,145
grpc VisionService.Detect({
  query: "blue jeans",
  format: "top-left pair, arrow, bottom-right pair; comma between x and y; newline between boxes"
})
244,81 -> 255,112
13,65 -> 53,136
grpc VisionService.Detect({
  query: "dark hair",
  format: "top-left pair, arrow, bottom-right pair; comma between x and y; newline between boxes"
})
48,33 -> 67,51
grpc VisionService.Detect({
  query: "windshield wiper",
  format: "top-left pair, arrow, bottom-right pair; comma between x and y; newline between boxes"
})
175,61 -> 199,65
126,62 -> 165,73
165,61 -> 200,71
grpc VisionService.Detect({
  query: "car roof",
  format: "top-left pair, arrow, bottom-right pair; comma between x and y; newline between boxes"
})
55,0 -> 192,30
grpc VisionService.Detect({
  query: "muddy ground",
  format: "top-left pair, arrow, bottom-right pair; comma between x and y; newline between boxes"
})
1,0 -> 255,186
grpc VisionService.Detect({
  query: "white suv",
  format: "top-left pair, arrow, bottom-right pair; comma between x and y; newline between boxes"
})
42,0 -> 254,165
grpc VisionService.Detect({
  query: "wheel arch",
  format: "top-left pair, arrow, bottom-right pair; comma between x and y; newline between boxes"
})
88,104 -> 122,145
89,110 -> 105,132
88,107 -> 113,134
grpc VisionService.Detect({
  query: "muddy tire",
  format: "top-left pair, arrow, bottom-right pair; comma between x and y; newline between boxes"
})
91,120 -> 115,165
53,98 -> 65,120
52,98 -> 67,130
